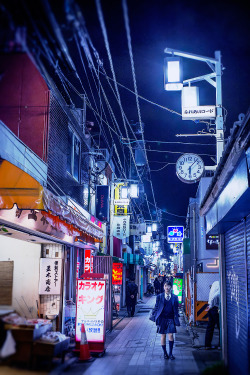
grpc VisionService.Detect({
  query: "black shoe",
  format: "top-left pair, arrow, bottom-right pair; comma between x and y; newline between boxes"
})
169,354 -> 175,360
164,353 -> 169,359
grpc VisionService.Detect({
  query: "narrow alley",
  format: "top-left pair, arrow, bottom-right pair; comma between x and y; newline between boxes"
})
53,296 -> 220,375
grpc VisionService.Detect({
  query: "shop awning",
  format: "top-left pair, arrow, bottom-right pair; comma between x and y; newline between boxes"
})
0,159 -> 44,209
0,159 -> 103,241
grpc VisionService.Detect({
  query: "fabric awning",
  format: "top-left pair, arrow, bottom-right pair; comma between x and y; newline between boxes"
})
0,159 -> 103,241
0,159 -> 44,209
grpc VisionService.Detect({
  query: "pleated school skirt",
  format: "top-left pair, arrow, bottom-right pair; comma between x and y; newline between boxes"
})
157,318 -> 176,334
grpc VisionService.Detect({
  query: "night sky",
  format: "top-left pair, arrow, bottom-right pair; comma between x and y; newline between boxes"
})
76,0 -> 250,225
2,0 -> 250,226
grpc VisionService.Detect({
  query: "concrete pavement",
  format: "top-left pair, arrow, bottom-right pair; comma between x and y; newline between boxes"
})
0,295 -> 222,375
59,295 -> 221,375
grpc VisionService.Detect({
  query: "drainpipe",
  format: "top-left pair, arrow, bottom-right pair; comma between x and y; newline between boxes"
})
193,207 -> 197,325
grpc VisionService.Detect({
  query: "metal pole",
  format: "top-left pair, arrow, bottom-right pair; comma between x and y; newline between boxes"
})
110,182 -> 114,257
215,51 -> 224,164
193,207 -> 197,324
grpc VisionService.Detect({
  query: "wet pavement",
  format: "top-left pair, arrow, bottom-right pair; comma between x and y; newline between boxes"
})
0,296 -> 221,375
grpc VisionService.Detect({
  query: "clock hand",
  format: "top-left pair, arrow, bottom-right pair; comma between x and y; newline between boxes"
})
190,160 -> 198,170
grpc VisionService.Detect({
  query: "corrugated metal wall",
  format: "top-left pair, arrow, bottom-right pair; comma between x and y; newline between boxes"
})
93,255 -> 113,331
246,216 -> 250,371
225,221 -> 249,375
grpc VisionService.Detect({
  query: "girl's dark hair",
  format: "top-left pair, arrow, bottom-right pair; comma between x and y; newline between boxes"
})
164,281 -> 172,287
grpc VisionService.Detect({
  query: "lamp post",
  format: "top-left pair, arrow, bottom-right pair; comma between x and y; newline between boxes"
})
164,48 -> 224,166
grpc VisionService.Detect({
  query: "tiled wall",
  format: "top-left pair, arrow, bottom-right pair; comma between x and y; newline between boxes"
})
39,243 -> 63,318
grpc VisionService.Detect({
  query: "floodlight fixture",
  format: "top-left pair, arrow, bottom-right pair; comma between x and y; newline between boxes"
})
121,186 -> 128,199
152,223 -> 157,232
147,225 -> 152,233
130,184 -> 139,198
164,56 -> 183,91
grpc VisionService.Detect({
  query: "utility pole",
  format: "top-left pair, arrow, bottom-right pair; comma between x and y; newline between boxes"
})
164,48 -> 224,166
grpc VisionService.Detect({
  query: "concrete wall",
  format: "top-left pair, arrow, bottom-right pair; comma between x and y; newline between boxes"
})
0,235 -> 41,318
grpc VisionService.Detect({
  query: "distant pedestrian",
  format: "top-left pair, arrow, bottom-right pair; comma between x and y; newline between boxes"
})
153,276 -> 161,295
205,281 -> 220,349
150,281 -> 180,360
126,277 -> 138,317
158,275 -> 164,293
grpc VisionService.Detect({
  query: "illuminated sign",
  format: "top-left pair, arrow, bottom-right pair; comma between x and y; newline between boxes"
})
114,183 -> 128,215
182,105 -> 216,120
206,234 -> 219,250
173,278 -> 183,303
76,279 -> 106,342
96,185 -> 109,222
84,249 -> 93,273
112,263 -> 123,285
167,226 -> 184,243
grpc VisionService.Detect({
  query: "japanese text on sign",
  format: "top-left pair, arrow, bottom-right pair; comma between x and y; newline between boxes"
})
112,263 -> 123,285
84,249 -> 93,273
76,279 -> 106,342
167,226 -> 184,243
39,258 -> 62,295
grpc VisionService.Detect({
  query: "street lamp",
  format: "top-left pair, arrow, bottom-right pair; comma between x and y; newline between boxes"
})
129,184 -> 139,198
164,56 -> 183,91
152,223 -> 158,232
164,47 -> 224,166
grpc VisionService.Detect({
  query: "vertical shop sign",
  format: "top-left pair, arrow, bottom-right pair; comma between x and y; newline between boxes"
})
173,278 -> 183,303
96,185 -> 109,222
39,258 -> 62,295
76,279 -> 106,342
112,263 -> 123,285
114,183 -> 128,215
84,249 -> 93,273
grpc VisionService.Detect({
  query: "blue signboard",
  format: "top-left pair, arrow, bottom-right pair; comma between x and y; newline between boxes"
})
167,226 -> 184,243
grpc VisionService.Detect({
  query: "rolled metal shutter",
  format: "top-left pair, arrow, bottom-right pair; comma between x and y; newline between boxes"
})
246,215 -> 250,369
225,221 -> 248,375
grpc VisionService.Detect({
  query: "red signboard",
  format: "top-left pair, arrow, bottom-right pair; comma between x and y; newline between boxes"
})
84,249 -> 93,273
112,263 -> 123,285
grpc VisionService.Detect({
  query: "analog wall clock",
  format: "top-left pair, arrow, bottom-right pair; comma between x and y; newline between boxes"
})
176,153 -> 205,183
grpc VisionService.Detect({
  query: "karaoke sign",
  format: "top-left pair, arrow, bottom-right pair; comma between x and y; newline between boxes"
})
167,226 -> 184,243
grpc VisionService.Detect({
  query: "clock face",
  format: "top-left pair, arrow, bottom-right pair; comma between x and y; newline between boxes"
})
176,153 -> 204,183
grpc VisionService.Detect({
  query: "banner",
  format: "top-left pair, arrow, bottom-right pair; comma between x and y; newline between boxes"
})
112,215 -> 130,239
96,185 -> 109,222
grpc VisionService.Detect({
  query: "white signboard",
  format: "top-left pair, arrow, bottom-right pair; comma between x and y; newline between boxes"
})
76,279 -> 106,342
112,215 -> 130,239
39,258 -> 62,295
141,233 -> 152,243
130,222 -> 146,236
182,105 -> 216,120
143,242 -> 152,255
114,199 -> 130,206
